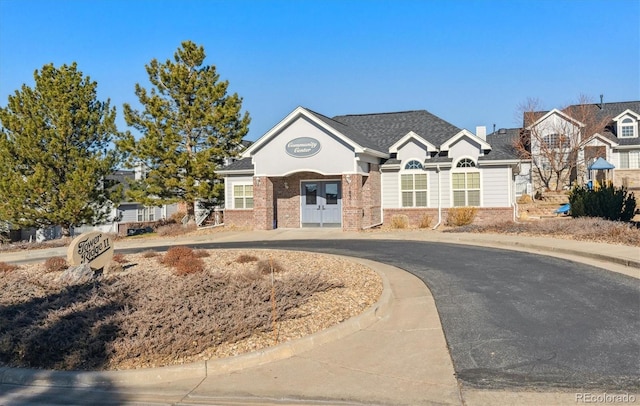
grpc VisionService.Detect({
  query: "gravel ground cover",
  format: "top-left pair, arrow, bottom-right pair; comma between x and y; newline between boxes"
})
0,249 -> 382,371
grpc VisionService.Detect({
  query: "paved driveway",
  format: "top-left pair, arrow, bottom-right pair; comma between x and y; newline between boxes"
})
124,239 -> 640,391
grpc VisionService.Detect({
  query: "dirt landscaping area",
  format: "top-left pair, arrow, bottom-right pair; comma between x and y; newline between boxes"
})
0,249 -> 382,371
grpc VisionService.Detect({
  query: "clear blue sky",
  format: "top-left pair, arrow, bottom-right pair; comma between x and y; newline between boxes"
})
1,0 -> 638,141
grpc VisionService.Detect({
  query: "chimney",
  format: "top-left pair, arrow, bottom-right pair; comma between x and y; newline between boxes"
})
476,126 -> 487,141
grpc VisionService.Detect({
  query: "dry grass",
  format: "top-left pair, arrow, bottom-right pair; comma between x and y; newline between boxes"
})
418,214 -> 433,229
235,254 -> 259,263
446,207 -> 477,227
0,250 -> 380,371
141,250 -> 159,258
390,215 -> 409,229
0,262 -> 18,273
446,217 -> 640,246
44,257 -> 68,273
112,253 -> 128,264
156,223 -> 197,237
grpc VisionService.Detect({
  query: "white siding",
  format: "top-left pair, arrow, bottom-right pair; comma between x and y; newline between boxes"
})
440,168 -> 451,207
427,169 -> 440,207
397,140 -> 428,162
448,138 -> 482,161
381,171 -> 400,208
482,167 -> 511,207
119,204 -> 139,223
225,175 -> 254,208
252,116 -> 356,176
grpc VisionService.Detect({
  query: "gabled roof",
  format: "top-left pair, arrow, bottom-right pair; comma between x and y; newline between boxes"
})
440,129 -> 491,152
612,108 -> 640,121
526,108 -> 585,130
389,131 -> 438,153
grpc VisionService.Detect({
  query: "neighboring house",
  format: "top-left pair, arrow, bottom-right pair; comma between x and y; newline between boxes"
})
16,169 -> 179,241
523,101 -> 640,193
218,106 -> 526,231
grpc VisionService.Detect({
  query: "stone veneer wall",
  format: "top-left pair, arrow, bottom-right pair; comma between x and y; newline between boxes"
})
614,169 -> 640,191
253,176 -> 275,230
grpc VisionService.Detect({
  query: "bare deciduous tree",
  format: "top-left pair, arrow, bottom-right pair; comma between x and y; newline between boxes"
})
514,95 -> 611,192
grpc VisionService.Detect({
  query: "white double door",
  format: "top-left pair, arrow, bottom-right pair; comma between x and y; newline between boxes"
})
301,181 -> 342,227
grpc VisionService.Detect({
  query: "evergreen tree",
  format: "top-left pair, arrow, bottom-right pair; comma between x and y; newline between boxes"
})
0,63 -> 122,236
117,41 -> 250,216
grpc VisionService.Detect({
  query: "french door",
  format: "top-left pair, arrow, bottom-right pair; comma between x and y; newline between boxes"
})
300,181 -> 342,227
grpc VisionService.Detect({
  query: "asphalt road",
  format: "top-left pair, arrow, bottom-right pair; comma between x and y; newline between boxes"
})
120,239 -> 640,391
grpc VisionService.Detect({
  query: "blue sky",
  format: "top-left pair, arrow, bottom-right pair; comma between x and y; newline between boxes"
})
1,0 -> 638,141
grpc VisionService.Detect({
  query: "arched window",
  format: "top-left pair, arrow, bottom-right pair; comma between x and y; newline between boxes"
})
400,160 -> 427,207
404,160 -> 423,170
452,158 -> 480,207
456,158 -> 476,168
620,117 -> 636,138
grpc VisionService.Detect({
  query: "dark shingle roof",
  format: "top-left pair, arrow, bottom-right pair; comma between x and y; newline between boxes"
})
220,157 -> 254,171
331,110 -> 461,151
481,128 -> 522,160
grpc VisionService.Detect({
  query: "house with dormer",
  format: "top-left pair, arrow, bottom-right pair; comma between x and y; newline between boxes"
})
523,101 -> 640,193
218,107 -> 524,230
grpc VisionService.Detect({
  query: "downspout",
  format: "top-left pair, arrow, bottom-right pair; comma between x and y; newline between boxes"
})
432,164 -> 442,229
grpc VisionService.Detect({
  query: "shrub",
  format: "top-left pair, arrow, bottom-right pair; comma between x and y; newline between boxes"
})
255,259 -> 286,275
517,194 -> 533,204
160,246 -> 194,267
236,254 -> 259,263
161,246 -> 205,275
446,207 -> 477,227
112,253 -> 128,264
44,256 -> 68,273
418,214 -> 433,229
569,184 -> 637,222
0,262 -> 18,273
390,215 -> 409,229
173,256 -> 205,276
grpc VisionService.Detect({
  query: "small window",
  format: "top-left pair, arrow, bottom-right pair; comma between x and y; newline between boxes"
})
233,184 -> 254,209
456,158 -> 476,168
404,160 -> 423,170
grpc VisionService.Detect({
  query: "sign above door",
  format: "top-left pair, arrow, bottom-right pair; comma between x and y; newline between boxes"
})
286,137 -> 321,158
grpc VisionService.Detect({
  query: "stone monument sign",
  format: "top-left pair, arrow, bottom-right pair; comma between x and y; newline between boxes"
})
67,231 -> 114,270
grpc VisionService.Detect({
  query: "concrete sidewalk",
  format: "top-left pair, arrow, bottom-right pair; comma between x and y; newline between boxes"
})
0,229 -> 638,405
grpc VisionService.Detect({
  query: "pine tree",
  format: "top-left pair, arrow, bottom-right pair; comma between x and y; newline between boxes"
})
0,63 -> 122,237
117,41 -> 250,217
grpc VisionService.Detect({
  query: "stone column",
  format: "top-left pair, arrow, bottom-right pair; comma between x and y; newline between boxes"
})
253,176 -> 274,230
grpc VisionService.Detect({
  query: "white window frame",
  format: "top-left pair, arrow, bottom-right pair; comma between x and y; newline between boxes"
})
619,150 -> 640,169
137,206 -> 155,222
400,159 -> 428,208
233,184 -> 254,209
451,157 -> 481,207
619,117 -> 638,138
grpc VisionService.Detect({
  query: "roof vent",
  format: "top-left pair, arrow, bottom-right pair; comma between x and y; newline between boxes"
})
498,128 -> 507,134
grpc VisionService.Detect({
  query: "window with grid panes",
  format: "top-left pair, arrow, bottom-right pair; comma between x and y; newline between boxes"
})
400,160 -> 427,207
233,184 -> 254,209
452,159 -> 480,207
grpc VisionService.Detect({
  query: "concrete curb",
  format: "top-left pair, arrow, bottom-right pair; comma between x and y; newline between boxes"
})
0,256 -> 392,388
